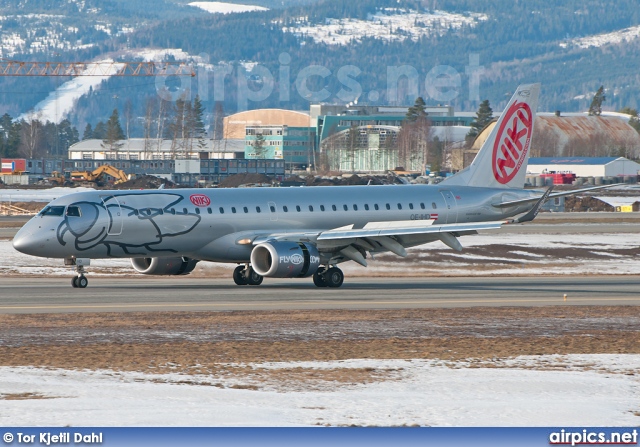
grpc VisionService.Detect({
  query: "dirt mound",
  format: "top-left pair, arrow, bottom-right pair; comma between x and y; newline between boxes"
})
564,196 -> 614,212
112,175 -> 177,190
305,174 -> 394,187
218,173 -> 274,188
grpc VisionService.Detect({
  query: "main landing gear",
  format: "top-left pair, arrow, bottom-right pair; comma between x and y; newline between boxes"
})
66,257 -> 91,288
313,266 -> 344,288
233,265 -> 263,286
71,275 -> 88,288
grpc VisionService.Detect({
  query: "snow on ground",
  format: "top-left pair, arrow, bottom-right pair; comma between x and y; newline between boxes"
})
0,355 -> 638,426
19,60 -> 123,124
189,2 -> 268,14
561,24 -> 640,49
283,10 -> 487,46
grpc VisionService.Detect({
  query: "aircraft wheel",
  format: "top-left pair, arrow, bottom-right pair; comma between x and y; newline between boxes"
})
77,275 -> 88,289
233,266 -> 248,286
246,267 -> 263,286
71,276 -> 79,288
313,270 -> 328,287
325,267 -> 344,288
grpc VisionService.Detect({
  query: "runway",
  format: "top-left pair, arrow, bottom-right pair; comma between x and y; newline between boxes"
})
0,276 -> 638,313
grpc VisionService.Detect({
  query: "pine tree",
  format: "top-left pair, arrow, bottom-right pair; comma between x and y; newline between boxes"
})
193,94 -> 207,150
0,114 -> 19,157
405,97 -> 427,122
588,86 -> 606,116
82,123 -> 93,140
93,121 -> 107,140
467,99 -> 494,139
101,109 -> 125,151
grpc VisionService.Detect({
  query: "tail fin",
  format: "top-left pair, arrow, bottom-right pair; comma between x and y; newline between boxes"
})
442,83 -> 540,189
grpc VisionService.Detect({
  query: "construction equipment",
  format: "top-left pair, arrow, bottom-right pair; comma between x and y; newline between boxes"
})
47,171 -> 70,186
66,164 -> 131,187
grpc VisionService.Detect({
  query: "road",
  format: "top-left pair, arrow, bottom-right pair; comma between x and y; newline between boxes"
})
0,276 -> 638,313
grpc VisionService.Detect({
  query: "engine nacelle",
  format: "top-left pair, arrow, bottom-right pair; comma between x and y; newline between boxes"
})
131,257 -> 198,276
250,241 -> 320,278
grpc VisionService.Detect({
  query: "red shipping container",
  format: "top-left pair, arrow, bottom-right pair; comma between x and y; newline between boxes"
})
1,158 -> 26,173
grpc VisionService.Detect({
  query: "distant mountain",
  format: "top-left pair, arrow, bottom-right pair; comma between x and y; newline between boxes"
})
2,0 -> 640,134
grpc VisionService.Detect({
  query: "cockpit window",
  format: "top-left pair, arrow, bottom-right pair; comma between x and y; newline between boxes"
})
66,206 -> 81,217
39,206 -> 65,216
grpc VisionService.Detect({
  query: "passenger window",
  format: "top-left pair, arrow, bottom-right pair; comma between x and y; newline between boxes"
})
296,205 -> 301,212
270,205 -> 276,212
219,207 -> 224,214
364,204 -> 369,211
386,203 -> 391,210
343,204 -> 348,211
243,207 -> 248,213
159,209 -> 164,215
231,207 -> 237,214
420,203 -> 426,210
283,206 -> 288,212
409,203 -> 414,210
432,202 -> 437,209
133,209 -> 139,216
353,204 -> 358,211
374,204 -> 379,210
183,208 -> 188,214
397,203 -> 402,210
171,208 -> 176,215
320,205 -> 325,211
256,206 -> 261,213
207,208 -> 212,214
195,208 -> 200,215
332,205 -> 337,211
66,206 -> 81,217
309,205 -> 314,212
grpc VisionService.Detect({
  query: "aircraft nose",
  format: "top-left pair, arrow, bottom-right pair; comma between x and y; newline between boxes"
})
12,223 -> 52,257
12,226 -> 35,255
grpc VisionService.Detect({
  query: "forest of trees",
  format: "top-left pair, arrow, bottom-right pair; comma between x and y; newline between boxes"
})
0,114 -> 79,159
4,0 -> 640,132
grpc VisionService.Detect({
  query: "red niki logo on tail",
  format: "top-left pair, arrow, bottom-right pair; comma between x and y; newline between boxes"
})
491,99 -> 533,184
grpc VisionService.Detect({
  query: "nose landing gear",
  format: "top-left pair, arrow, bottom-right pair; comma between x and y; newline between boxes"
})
66,257 -> 90,288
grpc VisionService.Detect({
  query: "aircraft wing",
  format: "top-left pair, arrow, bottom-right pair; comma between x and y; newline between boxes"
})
317,220 -> 504,240
492,183 -> 621,209
253,220 -> 504,267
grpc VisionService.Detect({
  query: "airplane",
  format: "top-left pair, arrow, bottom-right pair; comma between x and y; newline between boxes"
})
11,83 -> 610,289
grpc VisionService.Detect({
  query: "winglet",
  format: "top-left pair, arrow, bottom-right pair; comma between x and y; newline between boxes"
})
510,185 -> 554,223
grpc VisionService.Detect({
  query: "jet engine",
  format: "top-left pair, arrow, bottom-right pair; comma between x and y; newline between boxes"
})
131,257 -> 198,275
250,241 -> 320,278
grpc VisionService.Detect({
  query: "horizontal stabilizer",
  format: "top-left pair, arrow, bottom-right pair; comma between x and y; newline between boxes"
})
493,183 -> 621,209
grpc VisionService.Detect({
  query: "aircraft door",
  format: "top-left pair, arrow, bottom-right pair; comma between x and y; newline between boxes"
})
439,190 -> 458,224
268,201 -> 278,222
100,195 -> 123,235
